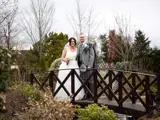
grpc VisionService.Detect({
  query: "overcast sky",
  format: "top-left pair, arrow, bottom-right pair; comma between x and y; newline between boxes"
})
18,0 -> 160,48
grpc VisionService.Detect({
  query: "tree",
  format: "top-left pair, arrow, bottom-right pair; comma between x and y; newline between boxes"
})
0,0 -> 19,46
0,0 -> 19,85
25,32 -> 68,71
133,30 -> 150,57
0,46 -> 11,91
99,34 -> 108,62
22,0 -> 55,57
86,6 -> 101,40
2,3 -> 19,50
133,30 -> 151,71
106,15 -> 135,69
43,32 -> 68,68
0,0 -> 13,25
146,48 -> 160,73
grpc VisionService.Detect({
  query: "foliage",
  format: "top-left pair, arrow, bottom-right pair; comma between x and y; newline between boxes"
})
146,48 -> 160,73
133,30 -> 151,71
0,46 -> 11,92
115,61 -> 133,70
115,34 -> 133,63
0,71 -> 8,92
18,50 -> 40,72
151,85 -> 157,93
43,32 -> 68,68
28,41 -> 47,71
15,82 -> 42,101
133,30 -> 150,57
26,32 -> 68,71
22,0 -> 55,58
48,58 -> 61,91
99,34 -> 108,62
39,55 -> 47,71
0,46 -> 10,69
18,89 -> 76,120
99,32 -> 123,65
0,45 -> 22,91
49,58 -> 61,70
76,104 -> 118,120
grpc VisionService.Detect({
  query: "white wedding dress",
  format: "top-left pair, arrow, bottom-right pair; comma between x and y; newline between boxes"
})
55,47 -> 85,101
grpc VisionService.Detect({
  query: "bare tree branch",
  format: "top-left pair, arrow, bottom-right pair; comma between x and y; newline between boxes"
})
86,6 -> 102,40
21,0 -> 55,56
68,0 -> 101,40
0,0 -> 19,48
108,15 -> 135,70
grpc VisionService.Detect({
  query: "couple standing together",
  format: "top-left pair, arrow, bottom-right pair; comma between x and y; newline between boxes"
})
55,34 -> 96,100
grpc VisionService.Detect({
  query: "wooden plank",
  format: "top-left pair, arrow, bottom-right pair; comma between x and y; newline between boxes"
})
98,98 -> 145,112
74,98 -> 146,117
75,98 -> 145,112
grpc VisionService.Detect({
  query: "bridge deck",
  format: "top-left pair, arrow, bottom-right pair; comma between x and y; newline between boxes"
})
99,98 -> 145,112
74,98 -> 146,117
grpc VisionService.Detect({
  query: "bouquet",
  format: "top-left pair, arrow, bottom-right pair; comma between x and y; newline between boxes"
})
66,55 -> 73,65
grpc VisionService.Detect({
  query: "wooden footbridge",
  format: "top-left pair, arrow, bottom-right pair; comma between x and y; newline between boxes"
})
29,68 -> 160,118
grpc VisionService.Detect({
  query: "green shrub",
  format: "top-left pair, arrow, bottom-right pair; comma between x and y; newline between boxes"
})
0,46 -> 11,92
15,82 -> 42,101
48,58 -> 61,91
151,86 -> 157,93
0,71 -> 8,92
39,55 -> 47,71
76,104 -> 118,120
18,89 -> 76,120
49,58 -> 61,70
22,84 -> 42,101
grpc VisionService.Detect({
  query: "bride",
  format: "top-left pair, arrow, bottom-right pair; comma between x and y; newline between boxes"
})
54,37 -> 85,100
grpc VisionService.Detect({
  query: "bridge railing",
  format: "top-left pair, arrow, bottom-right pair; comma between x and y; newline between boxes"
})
29,68 -> 160,114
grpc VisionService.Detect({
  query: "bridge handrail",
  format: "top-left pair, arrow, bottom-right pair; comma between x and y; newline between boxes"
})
49,68 -> 156,77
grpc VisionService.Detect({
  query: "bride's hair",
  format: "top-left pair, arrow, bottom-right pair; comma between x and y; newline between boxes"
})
68,37 -> 76,45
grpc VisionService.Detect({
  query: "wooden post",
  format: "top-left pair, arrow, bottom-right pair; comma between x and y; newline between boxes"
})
132,73 -> 136,104
156,73 -> 160,92
108,70 -> 113,100
118,72 -> 123,107
49,71 -> 54,95
145,75 -> 152,112
71,69 -> 75,102
93,69 -> 98,103
52,71 -> 57,93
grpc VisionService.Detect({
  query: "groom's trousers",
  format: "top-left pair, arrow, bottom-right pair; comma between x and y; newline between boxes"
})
80,70 -> 94,99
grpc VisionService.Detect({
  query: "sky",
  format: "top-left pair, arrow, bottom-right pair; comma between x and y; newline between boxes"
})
18,0 -> 160,48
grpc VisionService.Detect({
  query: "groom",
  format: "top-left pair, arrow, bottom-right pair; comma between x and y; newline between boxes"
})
76,34 -> 96,100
